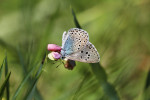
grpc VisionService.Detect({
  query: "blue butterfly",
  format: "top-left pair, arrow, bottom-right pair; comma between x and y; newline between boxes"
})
61,28 -> 100,63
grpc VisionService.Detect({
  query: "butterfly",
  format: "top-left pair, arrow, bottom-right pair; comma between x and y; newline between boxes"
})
61,28 -> 100,63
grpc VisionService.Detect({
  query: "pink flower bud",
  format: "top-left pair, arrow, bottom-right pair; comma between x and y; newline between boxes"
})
48,52 -> 61,60
47,44 -> 61,51
51,52 -> 61,59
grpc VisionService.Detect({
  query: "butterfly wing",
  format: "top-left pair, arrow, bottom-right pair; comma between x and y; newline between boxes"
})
65,42 -> 100,63
62,31 -> 67,46
62,28 -> 89,55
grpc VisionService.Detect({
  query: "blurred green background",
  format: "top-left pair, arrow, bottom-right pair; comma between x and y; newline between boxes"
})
0,0 -> 150,100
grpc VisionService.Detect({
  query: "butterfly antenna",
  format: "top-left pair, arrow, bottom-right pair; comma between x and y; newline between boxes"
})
62,61 -> 65,66
56,62 -> 63,68
49,60 -> 57,64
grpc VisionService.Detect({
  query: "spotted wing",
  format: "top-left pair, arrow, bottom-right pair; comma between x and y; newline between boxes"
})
62,28 -> 89,54
65,42 -> 100,63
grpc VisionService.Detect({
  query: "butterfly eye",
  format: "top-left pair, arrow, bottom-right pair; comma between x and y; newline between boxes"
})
62,56 -> 65,59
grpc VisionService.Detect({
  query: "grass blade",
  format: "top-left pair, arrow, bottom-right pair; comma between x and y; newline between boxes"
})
25,64 -> 43,100
72,71 -> 91,100
143,70 -> 150,100
17,47 -> 43,100
72,8 -> 120,100
0,60 -> 4,81
90,63 -> 119,100
145,70 -> 150,90
13,51 -> 46,100
72,9 -> 81,29
4,54 -> 10,100
0,72 -> 11,100
12,64 -> 38,100
24,52 -> 45,100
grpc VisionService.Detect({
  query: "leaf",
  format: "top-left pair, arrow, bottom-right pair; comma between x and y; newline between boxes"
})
24,64 -> 43,100
90,63 -> 120,100
0,60 -> 4,81
13,48 -> 46,100
0,72 -> 11,100
16,47 -> 43,100
72,8 -> 120,100
145,70 -> 150,90
72,72 -> 91,100
12,64 -> 39,100
143,70 -> 150,100
72,8 -> 81,29
4,53 -> 10,100
25,52 -> 45,100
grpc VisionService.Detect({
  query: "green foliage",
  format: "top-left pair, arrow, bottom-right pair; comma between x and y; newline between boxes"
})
72,9 -> 119,100
12,49 -> 44,100
0,60 -> 4,81
0,55 -> 11,100
0,72 -> 11,100
143,70 -> 150,100
4,54 -> 10,100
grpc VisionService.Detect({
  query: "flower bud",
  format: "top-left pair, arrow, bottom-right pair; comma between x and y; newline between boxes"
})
47,44 -> 61,52
48,52 -> 61,60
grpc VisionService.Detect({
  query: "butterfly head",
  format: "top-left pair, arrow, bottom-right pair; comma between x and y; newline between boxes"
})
60,49 -> 69,60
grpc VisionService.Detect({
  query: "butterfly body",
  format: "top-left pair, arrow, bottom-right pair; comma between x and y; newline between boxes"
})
61,28 -> 100,63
